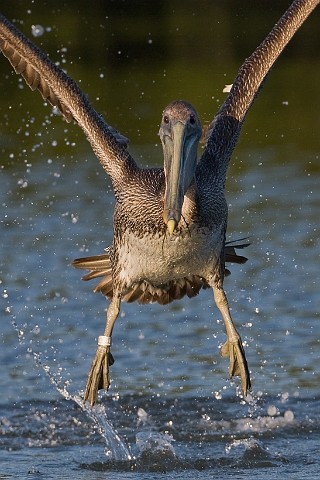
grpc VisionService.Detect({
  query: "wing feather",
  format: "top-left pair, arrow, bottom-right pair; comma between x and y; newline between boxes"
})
201,0 -> 319,183
0,14 -> 136,184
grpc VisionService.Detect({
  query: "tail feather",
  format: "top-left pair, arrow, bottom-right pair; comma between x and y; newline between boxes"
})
225,238 -> 250,265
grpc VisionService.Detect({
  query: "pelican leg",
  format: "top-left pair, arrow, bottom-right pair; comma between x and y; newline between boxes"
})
84,294 -> 120,406
212,284 -> 251,395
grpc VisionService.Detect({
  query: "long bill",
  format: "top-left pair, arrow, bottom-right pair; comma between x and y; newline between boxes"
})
163,121 -> 198,235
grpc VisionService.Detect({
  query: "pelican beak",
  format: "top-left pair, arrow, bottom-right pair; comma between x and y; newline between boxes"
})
163,120 -> 199,234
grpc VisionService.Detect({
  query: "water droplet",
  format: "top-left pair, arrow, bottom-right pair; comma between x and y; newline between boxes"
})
31,24 -> 45,37
284,410 -> 294,421
267,405 -> 279,416
71,213 -> 79,224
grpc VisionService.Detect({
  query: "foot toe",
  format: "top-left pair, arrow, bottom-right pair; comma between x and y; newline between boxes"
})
83,346 -> 113,406
220,338 -> 251,395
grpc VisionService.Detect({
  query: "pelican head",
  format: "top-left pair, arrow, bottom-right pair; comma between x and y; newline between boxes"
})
159,100 -> 202,234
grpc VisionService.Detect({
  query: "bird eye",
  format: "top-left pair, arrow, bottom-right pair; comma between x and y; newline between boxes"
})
190,114 -> 196,125
163,115 -> 169,124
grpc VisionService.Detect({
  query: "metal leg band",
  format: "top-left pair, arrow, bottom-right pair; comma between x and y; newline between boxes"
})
98,335 -> 112,347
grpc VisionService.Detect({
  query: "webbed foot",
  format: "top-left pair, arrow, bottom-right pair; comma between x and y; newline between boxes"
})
83,342 -> 114,406
220,337 -> 251,395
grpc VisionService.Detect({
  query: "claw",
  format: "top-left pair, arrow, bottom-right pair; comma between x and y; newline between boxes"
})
220,338 -> 251,396
83,346 -> 114,406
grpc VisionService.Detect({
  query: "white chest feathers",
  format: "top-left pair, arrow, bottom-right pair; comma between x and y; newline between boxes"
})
117,225 -> 223,288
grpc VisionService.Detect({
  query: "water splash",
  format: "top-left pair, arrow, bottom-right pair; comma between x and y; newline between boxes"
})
225,437 -> 288,468
135,431 -> 185,472
9,307 -> 131,462
80,401 -> 132,461
136,431 -> 175,458
32,352 -> 132,461
133,406 -> 187,471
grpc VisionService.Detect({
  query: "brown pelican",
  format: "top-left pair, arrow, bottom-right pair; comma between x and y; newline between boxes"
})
0,0 -> 318,406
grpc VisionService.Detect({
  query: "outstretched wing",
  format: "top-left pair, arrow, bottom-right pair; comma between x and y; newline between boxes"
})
199,0 -> 319,183
0,13 -> 138,187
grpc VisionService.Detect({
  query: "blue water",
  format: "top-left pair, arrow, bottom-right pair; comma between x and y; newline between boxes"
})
1,3 -> 320,477
1,151 -> 320,479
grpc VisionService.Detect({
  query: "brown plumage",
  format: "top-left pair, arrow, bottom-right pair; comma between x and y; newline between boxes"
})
0,0 -> 318,406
